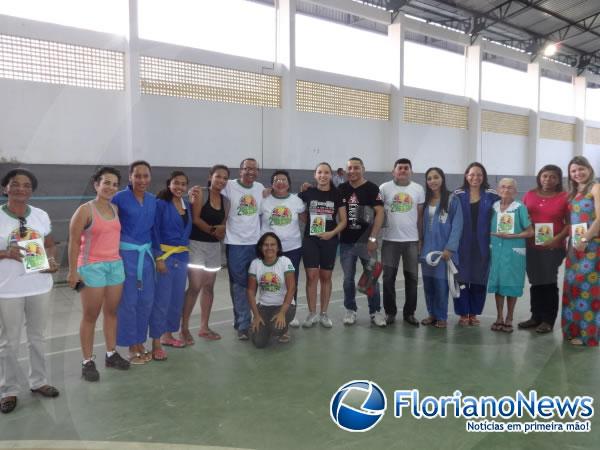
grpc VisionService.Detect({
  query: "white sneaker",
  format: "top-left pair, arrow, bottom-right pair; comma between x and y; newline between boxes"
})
320,312 -> 333,328
289,318 -> 300,328
302,312 -> 319,328
343,309 -> 357,325
371,311 -> 387,327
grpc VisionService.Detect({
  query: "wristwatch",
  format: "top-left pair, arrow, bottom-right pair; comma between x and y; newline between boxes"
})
368,236 -> 377,243
580,237 -> 588,244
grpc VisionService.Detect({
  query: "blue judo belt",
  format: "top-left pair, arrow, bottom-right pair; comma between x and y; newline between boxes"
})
119,241 -> 154,288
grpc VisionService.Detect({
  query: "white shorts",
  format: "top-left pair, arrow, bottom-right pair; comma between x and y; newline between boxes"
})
188,240 -> 222,271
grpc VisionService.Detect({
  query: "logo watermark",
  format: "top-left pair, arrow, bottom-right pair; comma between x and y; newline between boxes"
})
330,382 -> 594,433
330,380 -> 387,432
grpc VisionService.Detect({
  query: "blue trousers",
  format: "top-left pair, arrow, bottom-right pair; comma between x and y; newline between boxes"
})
453,283 -> 487,316
226,244 -> 255,332
117,251 -> 155,346
150,256 -> 188,338
340,242 -> 381,315
422,274 -> 449,321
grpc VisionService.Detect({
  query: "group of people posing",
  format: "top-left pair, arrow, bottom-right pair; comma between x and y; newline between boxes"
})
0,155 -> 598,415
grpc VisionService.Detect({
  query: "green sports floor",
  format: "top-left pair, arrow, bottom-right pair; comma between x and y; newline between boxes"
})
0,265 -> 598,450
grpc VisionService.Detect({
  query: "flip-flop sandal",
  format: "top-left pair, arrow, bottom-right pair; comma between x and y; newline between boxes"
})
160,337 -> 186,348
179,333 -> 195,346
502,324 -> 514,333
198,329 -> 221,341
469,317 -> 481,326
491,322 -> 504,332
142,349 -> 153,363
152,348 -> 168,361
128,353 -> 146,365
30,385 -> 60,398
421,317 -> 436,326
278,333 -> 290,343
458,317 -> 470,326
434,321 -> 447,328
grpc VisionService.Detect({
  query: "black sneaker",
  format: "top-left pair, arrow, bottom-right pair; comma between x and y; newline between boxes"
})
82,360 -> 100,382
518,318 -> 539,329
105,352 -> 130,370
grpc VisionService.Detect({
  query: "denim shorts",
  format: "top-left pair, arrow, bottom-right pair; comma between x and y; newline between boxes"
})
78,260 -> 125,288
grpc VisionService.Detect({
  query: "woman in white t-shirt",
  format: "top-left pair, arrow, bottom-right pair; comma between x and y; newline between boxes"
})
0,169 -> 60,414
247,232 -> 296,348
260,170 -> 305,330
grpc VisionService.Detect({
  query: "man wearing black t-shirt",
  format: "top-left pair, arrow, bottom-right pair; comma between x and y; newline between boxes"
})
338,157 -> 386,327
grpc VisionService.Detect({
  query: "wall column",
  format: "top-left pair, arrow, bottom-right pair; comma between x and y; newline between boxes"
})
275,0 -> 297,170
527,62 -> 540,174
465,42 -> 482,164
574,74 -> 587,157
388,20 -> 405,168
126,0 -> 142,163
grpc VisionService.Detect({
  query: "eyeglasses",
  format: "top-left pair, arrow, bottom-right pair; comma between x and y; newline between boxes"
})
18,216 -> 27,238
273,178 -> 289,183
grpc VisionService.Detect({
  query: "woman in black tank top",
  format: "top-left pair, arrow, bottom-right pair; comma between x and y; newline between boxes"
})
180,165 -> 230,344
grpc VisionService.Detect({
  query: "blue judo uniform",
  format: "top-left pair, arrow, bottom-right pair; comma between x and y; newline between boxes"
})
112,186 -> 157,347
420,195 -> 463,321
150,198 -> 192,338
453,188 -> 499,316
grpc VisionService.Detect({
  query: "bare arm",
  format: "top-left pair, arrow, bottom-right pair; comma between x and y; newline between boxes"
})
319,205 -> 347,240
272,272 -> 296,330
42,235 -> 59,273
367,204 -> 385,253
67,203 -> 91,288
247,275 -> 264,333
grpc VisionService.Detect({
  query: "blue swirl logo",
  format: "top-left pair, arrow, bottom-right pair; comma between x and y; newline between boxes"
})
330,380 -> 387,432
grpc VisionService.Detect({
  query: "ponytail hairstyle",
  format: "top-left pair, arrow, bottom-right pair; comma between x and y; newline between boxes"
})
315,161 -> 336,191
207,164 -> 230,188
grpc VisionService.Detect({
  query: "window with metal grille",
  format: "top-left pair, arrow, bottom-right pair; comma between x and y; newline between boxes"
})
0,34 -> 124,90
139,56 -> 280,108
586,127 -> 600,145
403,97 -> 468,129
540,119 -> 575,142
296,80 -> 389,120
481,110 -> 528,136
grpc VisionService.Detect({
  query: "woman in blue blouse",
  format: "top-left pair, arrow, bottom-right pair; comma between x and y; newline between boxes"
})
454,163 -> 500,326
149,171 -> 192,360
420,168 -> 463,328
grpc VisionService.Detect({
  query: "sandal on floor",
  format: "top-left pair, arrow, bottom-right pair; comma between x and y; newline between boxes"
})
160,337 -> 186,348
142,349 -> 153,363
491,322 -> 504,332
30,385 -> 60,398
570,338 -> 584,346
458,317 -> 470,326
502,323 -> 514,333
0,396 -> 17,414
278,332 -> 290,343
421,317 -> 436,326
434,320 -> 447,328
198,329 -> 221,341
469,316 -> 481,326
128,353 -> 146,365
152,348 -> 168,361
179,332 -> 195,346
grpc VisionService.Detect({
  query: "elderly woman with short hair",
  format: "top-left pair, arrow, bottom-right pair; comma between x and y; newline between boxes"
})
0,168 -> 60,414
488,178 -> 533,333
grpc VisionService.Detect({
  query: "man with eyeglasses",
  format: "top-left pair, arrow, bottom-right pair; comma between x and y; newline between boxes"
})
222,158 -> 265,340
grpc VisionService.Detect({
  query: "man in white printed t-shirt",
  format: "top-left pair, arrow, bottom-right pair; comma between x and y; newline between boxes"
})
379,158 -> 425,327
223,158 -> 264,340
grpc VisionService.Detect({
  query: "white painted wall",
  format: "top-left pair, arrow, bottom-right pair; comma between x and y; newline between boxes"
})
482,132 -> 529,175
0,79 -> 128,165
536,139 -> 575,172
402,124 -> 468,174
583,144 -> 600,171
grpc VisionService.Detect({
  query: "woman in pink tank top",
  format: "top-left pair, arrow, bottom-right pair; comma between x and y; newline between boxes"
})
67,167 -> 130,382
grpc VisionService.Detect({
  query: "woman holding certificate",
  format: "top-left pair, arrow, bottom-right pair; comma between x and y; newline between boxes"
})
487,179 -> 533,333
562,156 -> 600,347
298,163 -> 346,329
0,169 -> 60,414
520,165 -> 569,334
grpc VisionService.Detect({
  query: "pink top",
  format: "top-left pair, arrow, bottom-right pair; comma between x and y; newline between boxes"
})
522,190 -> 569,249
78,202 -> 122,266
